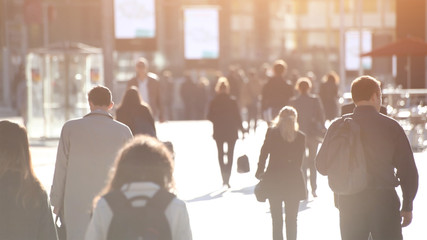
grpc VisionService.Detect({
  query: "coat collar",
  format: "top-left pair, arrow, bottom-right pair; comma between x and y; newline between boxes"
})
84,109 -> 113,119
353,105 -> 378,115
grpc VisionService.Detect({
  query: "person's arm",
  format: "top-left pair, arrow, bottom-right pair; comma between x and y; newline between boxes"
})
256,129 -> 272,179
85,198 -> 113,240
153,79 -> 165,122
394,126 -> 419,226
169,200 -> 193,240
296,133 -> 306,167
315,97 -> 326,125
50,124 -> 70,214
147,107 -> 157,137
206,99 -> 215,123
315,119 -> 339,175
233,99 -> 244,134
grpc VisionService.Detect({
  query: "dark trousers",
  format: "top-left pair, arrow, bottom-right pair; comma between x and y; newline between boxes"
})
269,197 -> 300,240
339,189 -> 403,240
215,139 -> 236,185
302,138 -> 318,193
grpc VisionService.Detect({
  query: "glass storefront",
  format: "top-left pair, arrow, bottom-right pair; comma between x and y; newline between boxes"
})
26,42 -> 103,138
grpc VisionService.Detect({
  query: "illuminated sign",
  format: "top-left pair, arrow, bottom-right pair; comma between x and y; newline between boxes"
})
345,30 -> 372,70
114,0 -> 156,50
184,7 -> 219,60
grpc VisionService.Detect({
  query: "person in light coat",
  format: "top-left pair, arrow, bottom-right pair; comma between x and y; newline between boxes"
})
85,135 -> 192,240
50,86 -> 133,240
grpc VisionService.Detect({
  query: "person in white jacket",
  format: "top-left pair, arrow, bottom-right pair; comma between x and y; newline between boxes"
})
85,135 -> 192,240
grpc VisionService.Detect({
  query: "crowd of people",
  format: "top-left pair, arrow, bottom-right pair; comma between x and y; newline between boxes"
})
0,57 -> 419,240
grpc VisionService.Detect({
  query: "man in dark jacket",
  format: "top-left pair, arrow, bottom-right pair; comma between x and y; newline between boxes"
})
261,60 -> 294,122
127,57 -> 164,122
316,76 -> 418,240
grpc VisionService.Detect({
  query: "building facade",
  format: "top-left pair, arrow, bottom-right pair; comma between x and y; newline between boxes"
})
0,0 -> 402,109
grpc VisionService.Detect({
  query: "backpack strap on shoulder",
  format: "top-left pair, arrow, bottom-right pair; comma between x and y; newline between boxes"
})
147,189 -> 176,211
104,190 -> 132,214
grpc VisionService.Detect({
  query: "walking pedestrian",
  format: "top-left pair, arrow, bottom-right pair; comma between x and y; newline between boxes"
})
116,86 -> 156,137
127,57 -> 164,122
316,75 -> 419,240
207,77 -> 243,188
261,60 -> 294,122
289,78 -> 325,198
85,135 -> 192,240
0,120 -> 57,240
319,71 -> 340,121
255,106 -> 306,240
50,86 -> 133,240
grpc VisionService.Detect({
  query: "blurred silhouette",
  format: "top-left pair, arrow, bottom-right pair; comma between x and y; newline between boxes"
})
159,70 -> 175,121
319,71 -> 340,121
207,77 -> 243,188
50,86 -> 133,240
0,120 -> 57,239
194,77 -> 210,120
289,78 -> 325,198
116,87 -> 156,137
85,135 -> 192,240
127,58 -> 164,122
240,68 -> 262,132
12,64 -> 28,125
256,107 -> 306,240
226,65 -> 244,100
180,74 -> 197,120
261,60 -> 294,122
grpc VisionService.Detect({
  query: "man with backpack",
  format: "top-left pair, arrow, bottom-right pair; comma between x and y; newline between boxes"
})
316,76 -> 418,240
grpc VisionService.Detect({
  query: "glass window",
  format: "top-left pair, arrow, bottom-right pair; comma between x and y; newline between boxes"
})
334,0 -> 355,13
363,0 -> 377,12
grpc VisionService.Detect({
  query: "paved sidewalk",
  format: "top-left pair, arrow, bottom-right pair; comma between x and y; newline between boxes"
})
26,120 -> 427,240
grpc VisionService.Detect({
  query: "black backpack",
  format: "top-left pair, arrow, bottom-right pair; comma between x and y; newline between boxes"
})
317,116 -> 368,195
104,189 -> 175,240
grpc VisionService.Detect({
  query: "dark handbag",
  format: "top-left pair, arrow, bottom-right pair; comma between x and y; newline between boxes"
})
237,155 -> 250,173
254,180 -> 267,202
55,210 -> 66,240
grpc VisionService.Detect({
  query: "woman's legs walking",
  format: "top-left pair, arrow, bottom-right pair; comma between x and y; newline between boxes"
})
215,140 -> 227,185
223,140 -> 236,187
284,199 -> 300,240
269,198 -> 284,240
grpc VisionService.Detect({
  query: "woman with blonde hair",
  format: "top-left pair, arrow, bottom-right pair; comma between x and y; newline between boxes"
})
85,135 -> 192,240
0,120 -> 57,239
207,77 -> 243,188
256,106 -> 306,240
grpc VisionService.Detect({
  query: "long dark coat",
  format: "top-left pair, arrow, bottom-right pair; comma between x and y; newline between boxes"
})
256,128 -> 307,201
207,93 -> 242,141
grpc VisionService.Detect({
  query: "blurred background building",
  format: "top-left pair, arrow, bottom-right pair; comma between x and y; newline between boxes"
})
0,0 -> 426,110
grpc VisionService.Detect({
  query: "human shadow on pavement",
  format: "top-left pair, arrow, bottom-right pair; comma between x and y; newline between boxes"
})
187,185 -> 256,203
186,188 -> 228,203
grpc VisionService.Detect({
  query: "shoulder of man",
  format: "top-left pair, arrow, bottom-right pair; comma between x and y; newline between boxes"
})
61,117 -> 85,130
327,115 -> 346,131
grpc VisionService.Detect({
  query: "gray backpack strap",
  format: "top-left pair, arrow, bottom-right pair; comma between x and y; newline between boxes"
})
147,189 -> 176,212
